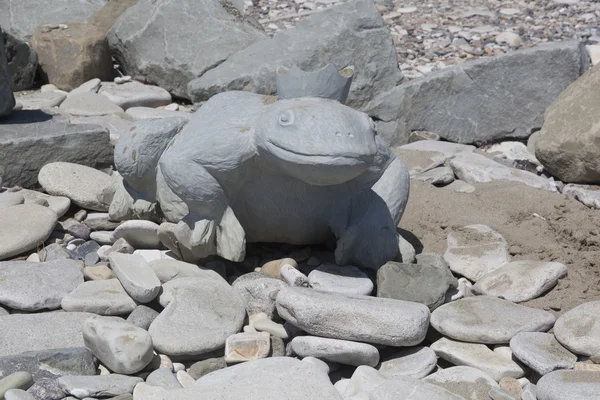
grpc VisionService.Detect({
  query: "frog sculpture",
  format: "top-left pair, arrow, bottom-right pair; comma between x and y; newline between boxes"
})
110,64 -> 410,269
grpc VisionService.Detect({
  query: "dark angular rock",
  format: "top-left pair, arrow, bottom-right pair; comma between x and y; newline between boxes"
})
0,348 -> 97,381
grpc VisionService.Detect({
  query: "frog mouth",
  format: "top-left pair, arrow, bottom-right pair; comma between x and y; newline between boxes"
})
266,141 -> 374,166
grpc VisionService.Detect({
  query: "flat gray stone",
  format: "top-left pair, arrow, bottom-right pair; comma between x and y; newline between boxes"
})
149,277 -> 246,357
413,166 -> 455,186
431,337 -> 524,381
0,372 -> 33,398
61,279 -> 137,315
19,92 -> 66,110
99,81 -> 172,110
378,346 -> 437,379
444,180 -> 477,193
473,260 -> 568,302
366,41 -> 588,145
26,378 -> 65,400
150,259 -> 221,284
58,374 -> 142,399
110,220 -> 160,249
19,189 -> 70,217
5,388 -> 36,400
83,316 -> 154,374
38,162 -> 113,211
398,141 -> 476,160
291,336 -> 379,367
0,192 -> 24,209
391,148 -> 446,176
0,259 -> 83,311
0,204 -> 58,260
143,357 -> 342,400
276,287 -> 430,347
368,375 -> 466,400
59,92 -> 124,117
108,253 -> 161,303
431,296 -> 556,344
4,30 -> 37,92
187,358 -> 227,380
146,368 -> 181,390
187,0 -> 401,110
536,370 -> 600,400
443,224 -> 511,282
125,107 -> 192,121
0,348 -> 97,380
126,305 -> 160,330
376,261 -> 452,311
107,0 -> 266,99
307,263 -> 373,295
510,332 -> 577,376
70,78 -> 101,95
424,366 -> 499,400
68,114 -> 135,145
233,274 -> 288,319
563,184 -> 600,209
224,331 -> 270,363
554,300 -> 600,356
0,312 -> 96,356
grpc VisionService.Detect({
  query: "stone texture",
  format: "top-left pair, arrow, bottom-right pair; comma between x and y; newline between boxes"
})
126,305 -> 160,330
126,107 -> 192,121
27,378 -> 66,400
276,287 -> 430,346
473,260 -> 568,302
88,0 -> 139,34
536,63 -> 600,183
83,316 -> 154,374
290,336 -> 379,367
0,312 -> 96,356
99,81 -> 172,110
431,337 -> 524,381
431,296 -> 556,344
19,90 -> 68,110
0,204 -> 58,260
0,259 -> 83,311
0,28 -> 14,118
107,0 -> 267,99
59,92 -> 124,116
187,358 -> 227,380
149,277 -> 246,357
443,224 -> 511,282
553,300 -> 600,356
224,332 -> 271,363
413,166 -> 455,186
58,374 -> 142,398
146,368 -> 182,390
376,261 -> 452,311
510,332 -> 577,376
563,184 -> 600,209
61,279 -> 137,315
2,30 -> 38,91
19,189 -> 71,217
108,252 -> 161,303
307,263 -> 373,295
0,372 -> 33,398
111,220 -> 160,249
38,162 -> 113,211
536,370 -> 600,400
150,259 -> 221,284
143,357 -> 342,400
378,346 -> 437,379
366,41 -> 588,145
0,348 -> 96,381
424,366 -> 499,400
31,23 -> 113,91
187,0 -> 401,110
233,273 -> 288,319
368,376 -> 465,400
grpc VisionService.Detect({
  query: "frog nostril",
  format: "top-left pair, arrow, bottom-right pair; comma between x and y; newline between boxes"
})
348,132 -> 354,138
335,132 -> 342,138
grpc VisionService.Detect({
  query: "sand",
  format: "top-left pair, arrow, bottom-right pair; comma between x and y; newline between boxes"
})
401,180 -> 600,317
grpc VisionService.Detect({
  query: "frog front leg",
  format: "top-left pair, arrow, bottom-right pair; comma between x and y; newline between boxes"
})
158,153 -> 246,263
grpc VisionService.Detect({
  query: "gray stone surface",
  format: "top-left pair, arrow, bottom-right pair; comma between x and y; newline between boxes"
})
58,374 -> 142,398
126,305 -> 160,330
99,81 -> 172,110
0,348 -> 96,380
366,41 -> 589,145
553,300 -> 600,356
0,192 -> 24,209
61,279 -> 137,315
378,346 -> 437,379
291,336 -> 379,367
0,26 -> 15,118
424,366 -> 499,400
413,166 -> 455,186
536,63 -> 600,183
431,337 -> 524,381
276,287 -> 430,346
187,358 -> 227,380
125,107 -> 192,121
188,0 -> 401,110
563,184 -> 600,209
19,189 -> 70,217
0,312 -> 95,356
83,316 -> 154,374
0,204 -> 58,260
0,372 -> 33,398
368,376 -> 466,400
107,0 -> 266,99
431,296 -> 556,344
38,162 -> 113,211
509,332 -> 577,376
19,92 -> 66,110
224,331 -> 270,363
0,259 -> 83,311
233,274 -> 288,319
146,368 -> 182,390
143,357 -> 342,400
536,370 -> 600,400
108,253 -> 161,303
27,378 -> 65,400
110,220 -> 160,249
3,30 -> 37,91
59,92 -> 124,117
150,259 -> 221,284
473,260 -> 568,302
307,263 -> 373,295
376,261 -> 453,311
149,277 -> 246,357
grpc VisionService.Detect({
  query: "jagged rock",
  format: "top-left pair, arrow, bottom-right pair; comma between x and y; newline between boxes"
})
0,348 -> 97,380
0,26 -> 15,117
2,30 -> 38,91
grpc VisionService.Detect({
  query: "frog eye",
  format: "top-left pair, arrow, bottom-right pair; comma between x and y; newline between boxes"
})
279,110 -> 295,126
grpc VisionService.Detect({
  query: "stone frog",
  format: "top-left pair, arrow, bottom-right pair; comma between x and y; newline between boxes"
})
112,65 -> 410,269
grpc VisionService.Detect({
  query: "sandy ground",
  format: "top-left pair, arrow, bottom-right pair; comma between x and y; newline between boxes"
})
401,180 -> 600,318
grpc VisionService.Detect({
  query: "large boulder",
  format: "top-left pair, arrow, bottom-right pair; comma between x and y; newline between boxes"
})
0,26 -> 15,118
107,0 -> 267,98
366,41 -> 589,145
0,0 -> 108,42
2,30 -> 38,91
88,0 -> 139,34
535,63 -> 600,183
0,112 -> 113,188
188,0 -> 402,110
